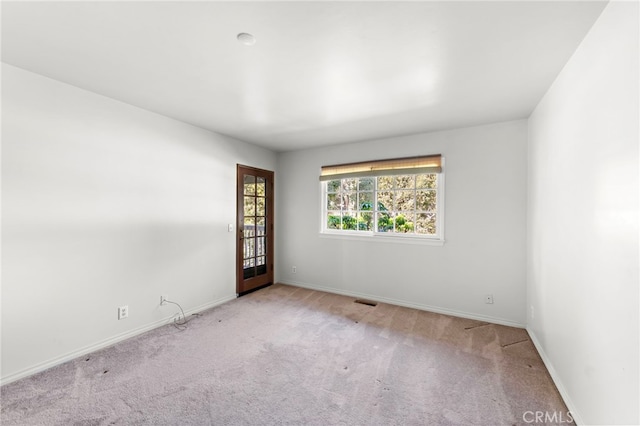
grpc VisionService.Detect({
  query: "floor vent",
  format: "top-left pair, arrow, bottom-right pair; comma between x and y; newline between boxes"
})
354,299 -> 378,307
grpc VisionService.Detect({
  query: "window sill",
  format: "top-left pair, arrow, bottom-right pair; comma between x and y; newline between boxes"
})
319,231 -> 445,246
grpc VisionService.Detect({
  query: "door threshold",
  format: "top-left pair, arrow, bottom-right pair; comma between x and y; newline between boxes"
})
237,282 -> 273,297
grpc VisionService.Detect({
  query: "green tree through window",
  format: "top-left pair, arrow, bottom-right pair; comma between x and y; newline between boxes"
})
324,173 -> 440,237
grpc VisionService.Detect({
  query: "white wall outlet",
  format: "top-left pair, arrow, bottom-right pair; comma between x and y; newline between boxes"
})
118,305 -> 129,320
485,295 -> 494,304
160,295 -> 168,306
292,266 -> 297,273
228,224 -> 234,232
530,305 -> 535,319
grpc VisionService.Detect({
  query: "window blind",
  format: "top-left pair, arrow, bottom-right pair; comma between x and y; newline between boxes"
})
320,154 -> 442,181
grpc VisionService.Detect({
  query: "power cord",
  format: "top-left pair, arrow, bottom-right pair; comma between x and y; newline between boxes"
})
163,299 -> 202,330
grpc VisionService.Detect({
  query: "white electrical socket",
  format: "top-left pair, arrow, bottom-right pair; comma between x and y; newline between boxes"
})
118,305 -> 129,320
160,295 -> 168,306
292,266 -> 297,273
485,295 -> 494,304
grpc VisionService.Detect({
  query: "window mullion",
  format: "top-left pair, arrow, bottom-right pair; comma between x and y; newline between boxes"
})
416,178 -> 419,225
392,187 -> 396,233
374,177 -> 379,234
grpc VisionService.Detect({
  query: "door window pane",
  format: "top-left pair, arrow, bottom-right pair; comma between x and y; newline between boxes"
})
256,177 -> 266,196
244,197 -> 255,216
244,217 -> 255,237
244,175 -> 256,195
256,217 -> 265,235
256,197 -> 265,216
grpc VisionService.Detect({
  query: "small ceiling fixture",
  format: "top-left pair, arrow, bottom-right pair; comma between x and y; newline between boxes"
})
237,33 -> 256,46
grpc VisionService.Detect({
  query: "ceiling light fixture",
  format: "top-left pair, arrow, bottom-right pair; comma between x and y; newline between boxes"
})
237,33 -> 256,46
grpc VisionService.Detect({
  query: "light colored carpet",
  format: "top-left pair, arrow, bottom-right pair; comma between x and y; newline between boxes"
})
1,284 -> 572,425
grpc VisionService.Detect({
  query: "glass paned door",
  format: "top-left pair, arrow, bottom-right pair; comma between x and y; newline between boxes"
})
237,165 -> 274,294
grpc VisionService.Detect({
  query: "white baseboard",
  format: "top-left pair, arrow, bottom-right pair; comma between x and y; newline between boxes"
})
0,294 -> 236,386
279,279 -> 526,329
526,327 -> 583,425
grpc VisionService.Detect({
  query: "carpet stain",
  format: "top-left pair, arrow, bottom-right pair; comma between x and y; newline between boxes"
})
464,322 -> 491,330
501,339 -> 530,348
354,299 -> 378,307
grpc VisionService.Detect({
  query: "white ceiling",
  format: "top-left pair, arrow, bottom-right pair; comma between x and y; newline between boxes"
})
2,1 -> 607,152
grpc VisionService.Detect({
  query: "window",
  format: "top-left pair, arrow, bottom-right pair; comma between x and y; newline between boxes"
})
321,155 -> 444,241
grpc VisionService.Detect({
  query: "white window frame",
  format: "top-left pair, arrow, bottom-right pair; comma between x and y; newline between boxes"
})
320,160 -> 445,245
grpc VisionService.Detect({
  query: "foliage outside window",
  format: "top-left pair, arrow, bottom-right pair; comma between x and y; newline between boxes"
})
324,172 -> 441,238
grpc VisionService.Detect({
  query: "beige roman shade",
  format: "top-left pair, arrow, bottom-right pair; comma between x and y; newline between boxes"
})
320,154 -> 442,181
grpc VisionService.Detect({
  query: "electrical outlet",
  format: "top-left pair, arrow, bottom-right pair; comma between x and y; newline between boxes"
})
292,266 -> 297,273
485,295 -> 494,304
160,295 -> 168,306
118,305 -> 129,320
530,305 -> 535,319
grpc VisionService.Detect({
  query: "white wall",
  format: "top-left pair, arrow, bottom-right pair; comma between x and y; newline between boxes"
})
276,120 -> 528,326
527,2 -> 639,424
1,64 -> 276,383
